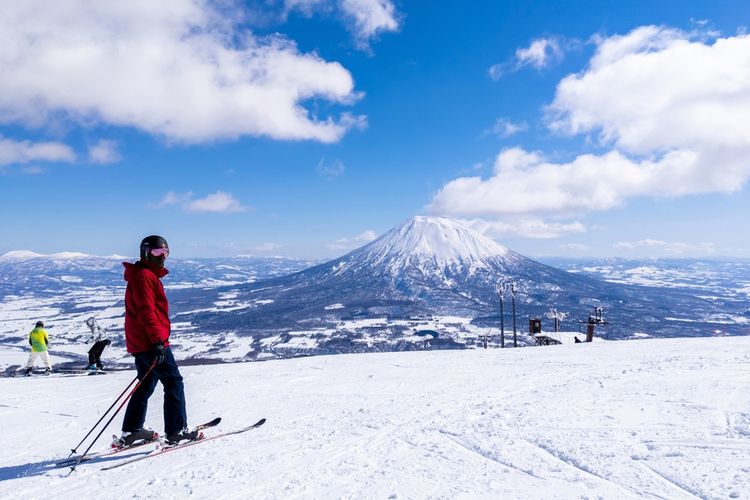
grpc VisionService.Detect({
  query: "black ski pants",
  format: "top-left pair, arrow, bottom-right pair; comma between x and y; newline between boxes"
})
88,340 -> 109,368
122,347 -> 187,436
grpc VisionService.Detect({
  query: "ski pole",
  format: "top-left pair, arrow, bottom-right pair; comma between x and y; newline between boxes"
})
66,373 -> 140,458
68,360 -> 157,474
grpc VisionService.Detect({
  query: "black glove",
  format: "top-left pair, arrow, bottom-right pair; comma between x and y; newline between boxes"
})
152,342 -> 166,365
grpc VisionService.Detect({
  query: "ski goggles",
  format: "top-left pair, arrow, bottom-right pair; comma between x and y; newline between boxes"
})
149,247 -> 170,258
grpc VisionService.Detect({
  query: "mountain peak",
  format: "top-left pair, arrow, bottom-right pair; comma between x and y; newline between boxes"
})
0,250 -> 95,261
0,250 -> 46,261
350,216 -> 511,272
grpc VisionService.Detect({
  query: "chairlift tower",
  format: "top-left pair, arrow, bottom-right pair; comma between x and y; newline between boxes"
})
496,284 -> 505,348
578,306 -> 608,342
510,283 -> 518,348
545,308 -> 568,332
496,282 -> 518,347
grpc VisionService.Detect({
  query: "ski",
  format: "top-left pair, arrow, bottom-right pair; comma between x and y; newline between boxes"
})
101,418 -> 265,471
59,417 -> 222,468
56,437 -> 157,467
19,370 -> 107,378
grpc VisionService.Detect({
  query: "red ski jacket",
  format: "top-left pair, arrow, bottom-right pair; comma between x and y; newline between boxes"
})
123,260 -> 171,353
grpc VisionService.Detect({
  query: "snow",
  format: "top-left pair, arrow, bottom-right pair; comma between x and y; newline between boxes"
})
0,250 -> 129,262
1,336 -> 749,498
0,251 -> 94,261
531,330 -> 600,345
357,216 -> 511,271
0,250 -> 46,260
49,252 -> 90,260
60,276 -> 83,283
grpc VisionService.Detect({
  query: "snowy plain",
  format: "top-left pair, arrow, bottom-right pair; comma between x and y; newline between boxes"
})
1,336 -> 749,499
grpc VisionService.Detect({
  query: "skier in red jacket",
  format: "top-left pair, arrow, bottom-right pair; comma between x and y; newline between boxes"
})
117,235 -> 200,447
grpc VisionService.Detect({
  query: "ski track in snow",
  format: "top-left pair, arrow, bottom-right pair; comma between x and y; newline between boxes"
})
1,336 -> 750,498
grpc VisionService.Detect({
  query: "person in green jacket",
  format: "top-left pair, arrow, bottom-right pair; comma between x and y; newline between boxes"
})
25,321 -> 52,376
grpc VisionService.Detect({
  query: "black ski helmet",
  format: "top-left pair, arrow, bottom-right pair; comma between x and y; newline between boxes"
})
140,235 -> 169,259
36,321 -> 44,327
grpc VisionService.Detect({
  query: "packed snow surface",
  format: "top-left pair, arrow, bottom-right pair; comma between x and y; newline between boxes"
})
1,336 -> 749,499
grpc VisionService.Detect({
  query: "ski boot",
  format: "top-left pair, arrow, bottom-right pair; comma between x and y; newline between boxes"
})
165,428 -> 203,445
113,428 -> 158,448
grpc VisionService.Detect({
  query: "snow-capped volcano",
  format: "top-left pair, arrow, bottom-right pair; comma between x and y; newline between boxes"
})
316,216 -> 556,294
362,216 -> 509,265
348,216 -> 516,275
163,216 -> 735,345
189,216 -> 628,337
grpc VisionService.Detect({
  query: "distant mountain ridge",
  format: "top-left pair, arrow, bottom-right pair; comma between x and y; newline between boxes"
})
0,253 -> 320,297
184,216 -> 737,340
211,216 -> 567,318
2,218 -> 747,360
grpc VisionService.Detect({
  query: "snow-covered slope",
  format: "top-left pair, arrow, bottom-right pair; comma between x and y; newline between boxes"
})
1,336 -> 748,498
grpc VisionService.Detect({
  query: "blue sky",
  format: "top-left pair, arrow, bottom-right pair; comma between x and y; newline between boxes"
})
1,0 -> 749,259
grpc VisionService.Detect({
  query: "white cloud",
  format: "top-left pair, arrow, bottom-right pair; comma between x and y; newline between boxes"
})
184,191 -> 247,214
429,146 -> 727,217
547,26 -> 750,156
283,0 -> 325,15
88,140 -> 121,164
516,38 -> 563,69
439,27 -> 750,237
613,239 -> 716,256
151,191 -> 188,209
284,0 -> 399,49
561,243 -> 589,252
316,158 -> 346,178
255,242 -> 283,252
357,230 -> 377,241
0,137 -> 75,165
154,190 -> 247,214
487,64 -> 505,81
0,1 -> 363,144
340,0 -> 399,49
326,229 -> 377,250
465,217 -> 586,239
481,118 -> 528,138
489,37 -> 564,80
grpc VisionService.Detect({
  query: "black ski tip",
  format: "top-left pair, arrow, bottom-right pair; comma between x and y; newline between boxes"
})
255,418 -> 266,427
207,417 -> 221,426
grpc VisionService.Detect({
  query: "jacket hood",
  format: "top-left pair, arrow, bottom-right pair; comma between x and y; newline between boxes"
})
123,260 -> 169,281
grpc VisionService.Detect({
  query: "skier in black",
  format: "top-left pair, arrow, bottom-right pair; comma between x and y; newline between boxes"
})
88,339 -> 111,370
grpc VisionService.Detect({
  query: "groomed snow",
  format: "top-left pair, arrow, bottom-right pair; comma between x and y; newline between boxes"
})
1,336 -> 749,498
